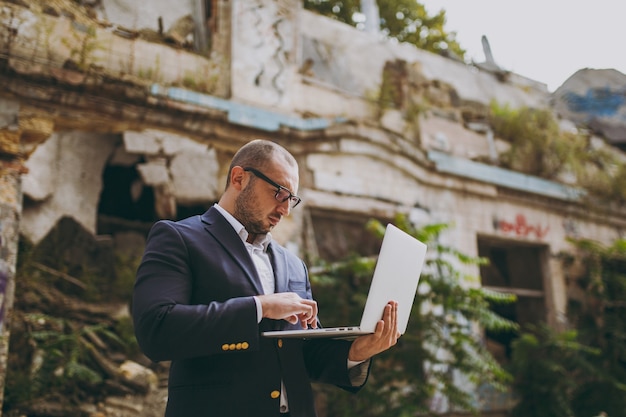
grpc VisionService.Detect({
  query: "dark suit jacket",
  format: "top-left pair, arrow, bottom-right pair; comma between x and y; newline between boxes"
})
132,207 -> 369,417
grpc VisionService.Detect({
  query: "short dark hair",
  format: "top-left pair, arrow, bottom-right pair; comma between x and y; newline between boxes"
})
225,139 -> 297,189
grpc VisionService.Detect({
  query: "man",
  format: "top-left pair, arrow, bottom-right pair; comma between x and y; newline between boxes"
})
132,139 -> 400,416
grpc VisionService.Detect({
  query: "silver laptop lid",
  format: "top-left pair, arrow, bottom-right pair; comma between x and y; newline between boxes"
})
357,223 -> 427,334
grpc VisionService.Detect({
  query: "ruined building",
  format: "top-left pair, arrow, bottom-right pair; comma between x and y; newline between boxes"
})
0,0 -> 625,415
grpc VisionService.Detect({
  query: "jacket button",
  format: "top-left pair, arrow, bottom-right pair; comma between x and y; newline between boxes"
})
236,343 -> 242,350
229,343 -> 236,350
222,344 -> 229,351
277,339 -> 283,348
270,390 -> 280,399
241,342 -> 249,349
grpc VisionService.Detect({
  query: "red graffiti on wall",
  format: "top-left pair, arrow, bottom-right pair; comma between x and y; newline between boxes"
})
494,214 -> 549,239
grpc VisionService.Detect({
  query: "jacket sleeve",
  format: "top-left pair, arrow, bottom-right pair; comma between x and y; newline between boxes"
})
132,221 -> 259,362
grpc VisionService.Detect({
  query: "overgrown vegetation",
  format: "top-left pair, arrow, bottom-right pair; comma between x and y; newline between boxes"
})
61,24 -> 103,72
3,239 -> 146,414
489,101 -> 626,205
304,0 -> 465,59
563,237 -> 626,416
507,237 -> 626,417
310,215 -> 517,416
6,313 -> 121,406
509,324 -> 600,417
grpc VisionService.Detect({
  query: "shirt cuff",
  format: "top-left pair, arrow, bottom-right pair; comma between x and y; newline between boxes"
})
253,296 -> 263,323
347,359 -> 365,369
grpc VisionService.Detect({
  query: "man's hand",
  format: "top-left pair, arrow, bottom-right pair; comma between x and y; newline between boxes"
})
257,292 -> 318,329
348,301 -> 400,362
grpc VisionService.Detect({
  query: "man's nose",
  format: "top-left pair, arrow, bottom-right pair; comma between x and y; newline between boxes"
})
277,199 -> 290,216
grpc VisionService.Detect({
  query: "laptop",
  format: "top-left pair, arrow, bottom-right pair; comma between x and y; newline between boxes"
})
262,223 -> 427,339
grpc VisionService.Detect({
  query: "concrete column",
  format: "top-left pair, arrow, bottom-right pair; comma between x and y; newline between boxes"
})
361,0 -> 380,34
0,100 -> 52,414
0,98 -> 24,415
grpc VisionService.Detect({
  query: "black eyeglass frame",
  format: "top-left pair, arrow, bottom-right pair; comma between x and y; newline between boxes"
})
243,167 -> 302,208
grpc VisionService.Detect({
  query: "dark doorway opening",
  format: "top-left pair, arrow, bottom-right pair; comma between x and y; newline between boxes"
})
478,237 -> 548,363
308,209 -> 388,262
97,164 -> 157,235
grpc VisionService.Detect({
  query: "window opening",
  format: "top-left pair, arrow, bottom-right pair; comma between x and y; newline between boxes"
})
478,237 -> 548,362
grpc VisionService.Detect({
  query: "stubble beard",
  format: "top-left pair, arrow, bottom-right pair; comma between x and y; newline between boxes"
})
234,183 -> 272,236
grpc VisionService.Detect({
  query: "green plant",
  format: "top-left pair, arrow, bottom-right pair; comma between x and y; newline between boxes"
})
137,55 -> 163,83
62,24 -> 102,72
179,70 -> 219,94
509,324 -> 600,417
4,240 -> 140,411
310,214 -> 517,416
489,101 -> 626,205
113,253 -> 141,301
489,102 -> 577,179
575,147 -> 626,205
32,7 -> 56,65
113,316 -> 141,358
304,0 -> 465,59
563,237 -> 626,416
5,313 -> 114,406
509,237 -> 626,417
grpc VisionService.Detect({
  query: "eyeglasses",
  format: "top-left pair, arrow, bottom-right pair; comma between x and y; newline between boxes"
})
244,167 -> 302,208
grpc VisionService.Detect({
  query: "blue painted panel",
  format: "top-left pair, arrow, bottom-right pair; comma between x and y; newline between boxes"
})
428,150 -> 584,201
150,84 -> 341,132
564,87 -> 626,118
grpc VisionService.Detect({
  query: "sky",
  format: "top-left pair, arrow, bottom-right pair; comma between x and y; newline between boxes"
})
421,0 -> 626,92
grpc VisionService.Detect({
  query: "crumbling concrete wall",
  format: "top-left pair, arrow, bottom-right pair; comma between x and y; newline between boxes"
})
20,128 -> 225,245
99,0 -> 192,33
230,0 -> 300,107
229,6 -> 548,122
553,68 -> 626,148
0,97 -> 36,414
123,129 -> 221,217
21,132 -> 117,244
1,2 -> 225,96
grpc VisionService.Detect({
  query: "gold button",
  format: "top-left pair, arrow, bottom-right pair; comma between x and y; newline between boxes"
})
241,342 -> 249,349
236,343 -> 242,350
222,344 -> 229,351
277,339 -> 283,348
229,344 -> 236,350
270,390 -> 280,399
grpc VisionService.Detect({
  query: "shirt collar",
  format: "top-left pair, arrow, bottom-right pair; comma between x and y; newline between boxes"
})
214,203 -> 272,251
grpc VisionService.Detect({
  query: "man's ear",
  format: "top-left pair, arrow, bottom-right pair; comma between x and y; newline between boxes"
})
229,166 -> 247,191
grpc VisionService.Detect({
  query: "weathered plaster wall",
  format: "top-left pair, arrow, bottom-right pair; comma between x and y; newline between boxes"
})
228,4 -> 549,122
420,114 -> 510,160
99,0 -> 191,33
123,129 -> 221,205
20,128 -> 229,243
1,2 -> 225,95
297,8 -> 549,109
21,132 -> 117,244
230,0 -> 299,108
301,132 -> 623,328
553,68 -> 626,147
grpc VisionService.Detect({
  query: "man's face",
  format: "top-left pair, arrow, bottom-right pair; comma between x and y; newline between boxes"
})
234,162 -> 299,236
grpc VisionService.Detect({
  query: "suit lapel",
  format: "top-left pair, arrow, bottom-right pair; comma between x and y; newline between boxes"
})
201,207 -> 264,295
